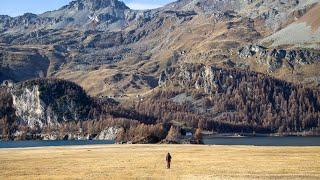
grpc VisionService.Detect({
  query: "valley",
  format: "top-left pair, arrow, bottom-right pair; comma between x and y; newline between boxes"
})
0,0 -> 320,142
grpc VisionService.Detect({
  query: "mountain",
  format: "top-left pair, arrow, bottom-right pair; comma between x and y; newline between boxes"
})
0,0 -> 320,142
1,0 -> 319,97
0,0 -> 130,33
261,3 -> 320,49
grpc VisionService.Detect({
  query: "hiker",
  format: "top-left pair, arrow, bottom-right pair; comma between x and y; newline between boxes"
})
166,152 -> 172,169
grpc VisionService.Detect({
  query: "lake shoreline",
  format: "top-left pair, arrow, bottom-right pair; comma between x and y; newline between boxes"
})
202,132 -> 320,138
1,136 -> 320,149
1,132 -> 319,142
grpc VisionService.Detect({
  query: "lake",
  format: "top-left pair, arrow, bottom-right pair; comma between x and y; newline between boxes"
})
0,140 -> 115,149
203,136 -> 320,146
0,137 -> 319,148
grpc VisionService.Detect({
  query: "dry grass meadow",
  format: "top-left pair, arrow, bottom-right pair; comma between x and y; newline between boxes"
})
0,144 -> 319,179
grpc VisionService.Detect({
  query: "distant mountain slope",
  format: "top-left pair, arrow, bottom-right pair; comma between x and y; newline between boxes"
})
0,0 -> 319,97
40,0 -> 130,31
262,4 -> 320,49
1,0 -> 320,141
0,0 -> 131,33
1,66 -> 320,141
138,64 -> 320,135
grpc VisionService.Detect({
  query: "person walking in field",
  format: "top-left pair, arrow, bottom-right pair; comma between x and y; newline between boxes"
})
166,153 -> 172,169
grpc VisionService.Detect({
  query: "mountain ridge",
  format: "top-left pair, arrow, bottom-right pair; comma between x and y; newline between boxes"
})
1,0 -> 320,142
1,0 -> 320,97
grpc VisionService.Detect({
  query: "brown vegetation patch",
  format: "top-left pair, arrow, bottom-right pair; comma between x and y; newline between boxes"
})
0,145 -> 319,179
299,4 -> 320,32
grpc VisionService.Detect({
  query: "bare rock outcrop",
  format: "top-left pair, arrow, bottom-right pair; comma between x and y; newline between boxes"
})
238,45 -> 320,72
11,79 -> 93,128
94,127 -> 120,140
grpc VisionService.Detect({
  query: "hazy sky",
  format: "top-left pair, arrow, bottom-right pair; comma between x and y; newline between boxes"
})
0,0 -> 175,17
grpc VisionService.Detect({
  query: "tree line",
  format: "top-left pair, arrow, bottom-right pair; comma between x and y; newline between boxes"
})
1,66 -> 320,142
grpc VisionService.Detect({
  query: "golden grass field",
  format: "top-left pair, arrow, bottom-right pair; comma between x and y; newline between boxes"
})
0,144 -> 319,179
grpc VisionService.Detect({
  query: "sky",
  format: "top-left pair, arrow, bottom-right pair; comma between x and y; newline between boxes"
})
0,0 -> 175,17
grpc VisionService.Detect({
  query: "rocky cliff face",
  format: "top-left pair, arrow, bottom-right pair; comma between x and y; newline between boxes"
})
159,64 -> 237,94
12,85 -> 48,128
10,79 -> 93,128
94,127 -> 120,140
238,45 -> 320,72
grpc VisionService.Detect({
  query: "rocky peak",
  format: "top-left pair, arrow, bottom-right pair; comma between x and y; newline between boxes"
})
19,13 -> 38,19
66,0 -> 129,11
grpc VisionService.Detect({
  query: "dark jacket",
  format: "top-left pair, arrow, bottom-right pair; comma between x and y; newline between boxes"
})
166,153 -> 172,162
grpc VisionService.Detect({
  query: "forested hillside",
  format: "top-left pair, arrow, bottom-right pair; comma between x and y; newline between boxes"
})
1,65 -> 319,142
135,64 -> 320,135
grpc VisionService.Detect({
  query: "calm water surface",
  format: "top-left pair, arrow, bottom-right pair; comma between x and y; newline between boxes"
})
203,136 -> 320,146
0,137 -> 319,148
0,140 -> 115,149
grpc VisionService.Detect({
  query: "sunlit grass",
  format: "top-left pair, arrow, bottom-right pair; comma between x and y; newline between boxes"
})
0,145 -> 319,179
